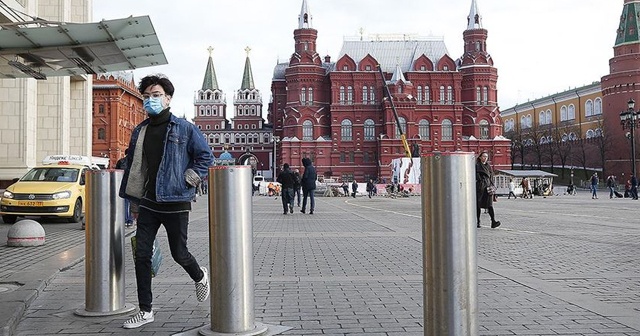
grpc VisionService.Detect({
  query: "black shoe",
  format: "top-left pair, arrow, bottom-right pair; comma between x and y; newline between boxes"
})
300,209 -> 305,214
491,221 -> 501,228
283,211 -> 288,215
309,210 -> 314,215
477,224 -> 481,228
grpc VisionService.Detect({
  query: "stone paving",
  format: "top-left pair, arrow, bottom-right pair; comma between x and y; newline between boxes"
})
1,191 -> 640,335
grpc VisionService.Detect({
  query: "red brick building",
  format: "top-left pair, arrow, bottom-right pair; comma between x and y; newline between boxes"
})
602,0 -> 640,177
92,72 -> 146,166
270,0 -> 510,182
193,47 -> 273,178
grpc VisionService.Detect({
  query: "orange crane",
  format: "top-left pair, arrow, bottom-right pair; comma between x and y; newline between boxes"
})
377,64 -> 412,158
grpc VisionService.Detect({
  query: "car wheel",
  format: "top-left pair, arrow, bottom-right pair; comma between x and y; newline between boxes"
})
2,215 -> 17,224
67,198 -> 82,223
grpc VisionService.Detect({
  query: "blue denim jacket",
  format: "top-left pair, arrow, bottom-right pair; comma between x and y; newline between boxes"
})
119,113 -> 214,202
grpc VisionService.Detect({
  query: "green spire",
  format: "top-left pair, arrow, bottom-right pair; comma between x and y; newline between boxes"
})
240,46 -> 255,90
201,46 -> 219,91
616,2 -> 640,46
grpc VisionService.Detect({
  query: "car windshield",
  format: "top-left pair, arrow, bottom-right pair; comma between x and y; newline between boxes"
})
21,167 -> 79,182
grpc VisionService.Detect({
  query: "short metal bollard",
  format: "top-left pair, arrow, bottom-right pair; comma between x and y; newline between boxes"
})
75,169 -> 135,317
421,152 -> 478,336
199,165 -> 268,336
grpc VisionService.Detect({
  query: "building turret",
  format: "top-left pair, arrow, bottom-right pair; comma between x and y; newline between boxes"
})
193,46 -> 227,139
233,47 -> 263,131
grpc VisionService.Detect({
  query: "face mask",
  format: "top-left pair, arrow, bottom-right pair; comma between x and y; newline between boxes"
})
144,97 -> 164,115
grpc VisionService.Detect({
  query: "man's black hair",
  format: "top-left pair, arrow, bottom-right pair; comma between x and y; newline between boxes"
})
138,74 -> 175,96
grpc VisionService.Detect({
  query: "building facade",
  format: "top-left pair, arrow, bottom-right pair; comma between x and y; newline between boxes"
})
500,83 -> 605,180
193,48 -> 273,178
91,72 -> 146,165
502,0 -> 640,182
270,0 -> 510,183
0,0 -> 93,187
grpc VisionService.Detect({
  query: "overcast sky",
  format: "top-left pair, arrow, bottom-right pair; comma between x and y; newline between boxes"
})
92,0 -> 620,121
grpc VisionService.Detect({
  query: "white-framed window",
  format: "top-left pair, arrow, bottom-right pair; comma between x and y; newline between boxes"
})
417,86 -> 422,103
369,86 -> 376,103
586,129 -> 595,139
300,88 -> 306,104
302,120 -> 313,140
308,88 -> 313,104
347,86 -> 353,104
364,119 -> 375,140
560,106 -> 568,121
439,86 -> 445,104
594,98 -> 603,115
482,86 -> 488,105
418,119 -> 430,140
362,86 -> 368,104
479,120 -> 489,139
568,104 -> 575,120
339,86 -> 345,104
206,125 -> 210,130
395,117 -> 407,139
424,86 -> 430,104
476,87 -> 481,104
546,110 -> 552,124
539,111 -> 546,125
585,99 -> 593,117
447,86 -> 453,104
442,119 -> 453,140
341,119 -> 353,141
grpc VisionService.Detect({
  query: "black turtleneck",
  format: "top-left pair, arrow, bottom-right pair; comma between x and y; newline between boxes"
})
141,108 -> 191,212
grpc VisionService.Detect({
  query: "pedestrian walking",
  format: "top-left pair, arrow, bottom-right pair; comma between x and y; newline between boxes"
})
475,151 -> 501,228
341,181 -> 349,197
277,163 -> 295,214
507,178 -> 517,199
293,169 -> 302,206
590,173 -> 599,199
631,174 -> 638,200
300,157 -> 317,214
119,74 -> 214,329
351,179 -> 358,198
607,175 -> 615,199
366,179 -> 375,198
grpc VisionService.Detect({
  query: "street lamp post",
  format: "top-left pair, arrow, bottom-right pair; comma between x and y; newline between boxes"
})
620,99 -> 639,178
272,135 -> 280,181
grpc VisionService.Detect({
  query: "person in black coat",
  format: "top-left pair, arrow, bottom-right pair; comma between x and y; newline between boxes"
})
300,157 -> 317,214
276,163 -> 295,214
476,151 -> 500,228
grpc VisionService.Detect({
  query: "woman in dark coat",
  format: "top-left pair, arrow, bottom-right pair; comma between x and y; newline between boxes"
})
476,151 -> 501,228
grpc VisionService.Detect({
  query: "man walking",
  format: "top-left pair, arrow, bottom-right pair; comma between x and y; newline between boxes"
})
631,174 -> 638,200
590,173 -> 599,199
300,157 -> 317,214
293,169 -> 302,207
277,163 -> 295,214
119,74 -> 214,329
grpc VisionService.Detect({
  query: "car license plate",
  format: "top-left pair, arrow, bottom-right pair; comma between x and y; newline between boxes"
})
17,201 -> 44,207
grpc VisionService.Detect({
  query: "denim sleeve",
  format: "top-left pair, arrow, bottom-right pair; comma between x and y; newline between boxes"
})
188,123 -> 214,178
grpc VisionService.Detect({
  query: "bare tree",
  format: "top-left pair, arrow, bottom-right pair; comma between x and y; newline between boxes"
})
524,124 -> 547,169
592,116 -> 615,178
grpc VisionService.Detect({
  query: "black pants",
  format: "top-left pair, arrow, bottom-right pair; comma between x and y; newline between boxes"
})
281,188 -> 294,212
134,207 -> 203,312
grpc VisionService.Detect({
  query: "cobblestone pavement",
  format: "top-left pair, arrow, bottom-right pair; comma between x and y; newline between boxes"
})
1,191 -> 640,335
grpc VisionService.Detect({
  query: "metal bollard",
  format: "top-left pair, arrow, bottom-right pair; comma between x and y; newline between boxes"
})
421,152 -> 478,336
200,165 -> 268,336
75,170 -> 135,317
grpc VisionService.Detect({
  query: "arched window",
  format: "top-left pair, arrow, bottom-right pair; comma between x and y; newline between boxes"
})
521,115 -> 528,128
585,100 -> 593,117
308,88 -> 313,104
568,104 -> 575,120
594,98 -> 603,115
439,86 -> 445,104
482,86 -> 488,104
476,87 -> 481,104
447,86 -> 453,104
546,110 -> 552,124
302,120 -> 313,140
347,86 -> 353,104
417,86 -> 423,103
369,86 -> 375,103
560,106 -> 568,121
300,88 -> 306,104
395,117 -> 407,139
479,120 -> 489,139
364,119 -> 375,140
362,86 -> 368,104
424,86 -> 430,104
595,128 -> 603,137
341,119 -> 353,141
526,114 -> 532,128
586,129 -> 595,139
98,104 -> 104,114
441,119 -> 453,140
418,119 -> 430,140
539,111 -> 546,125
339,86 -> 345,104
97,128 -> 106,140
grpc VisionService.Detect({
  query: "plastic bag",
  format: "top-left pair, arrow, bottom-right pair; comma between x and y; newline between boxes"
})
131,234 -> 163,278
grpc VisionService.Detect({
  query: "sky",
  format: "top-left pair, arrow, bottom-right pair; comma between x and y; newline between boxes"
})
92,0 -> 621,121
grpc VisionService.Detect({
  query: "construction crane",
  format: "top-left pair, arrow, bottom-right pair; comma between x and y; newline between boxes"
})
377,64 -> 413,158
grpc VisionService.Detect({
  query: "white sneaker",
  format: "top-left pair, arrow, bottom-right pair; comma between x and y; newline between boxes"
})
123,310 -> 154,329
195,266 -> 210,302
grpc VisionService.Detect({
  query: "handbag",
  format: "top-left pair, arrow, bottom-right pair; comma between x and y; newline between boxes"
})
487,186 -> 497,195
131,234 -> 163,278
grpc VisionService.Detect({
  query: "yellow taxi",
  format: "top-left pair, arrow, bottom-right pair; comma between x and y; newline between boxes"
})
1,163 -> 90,224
